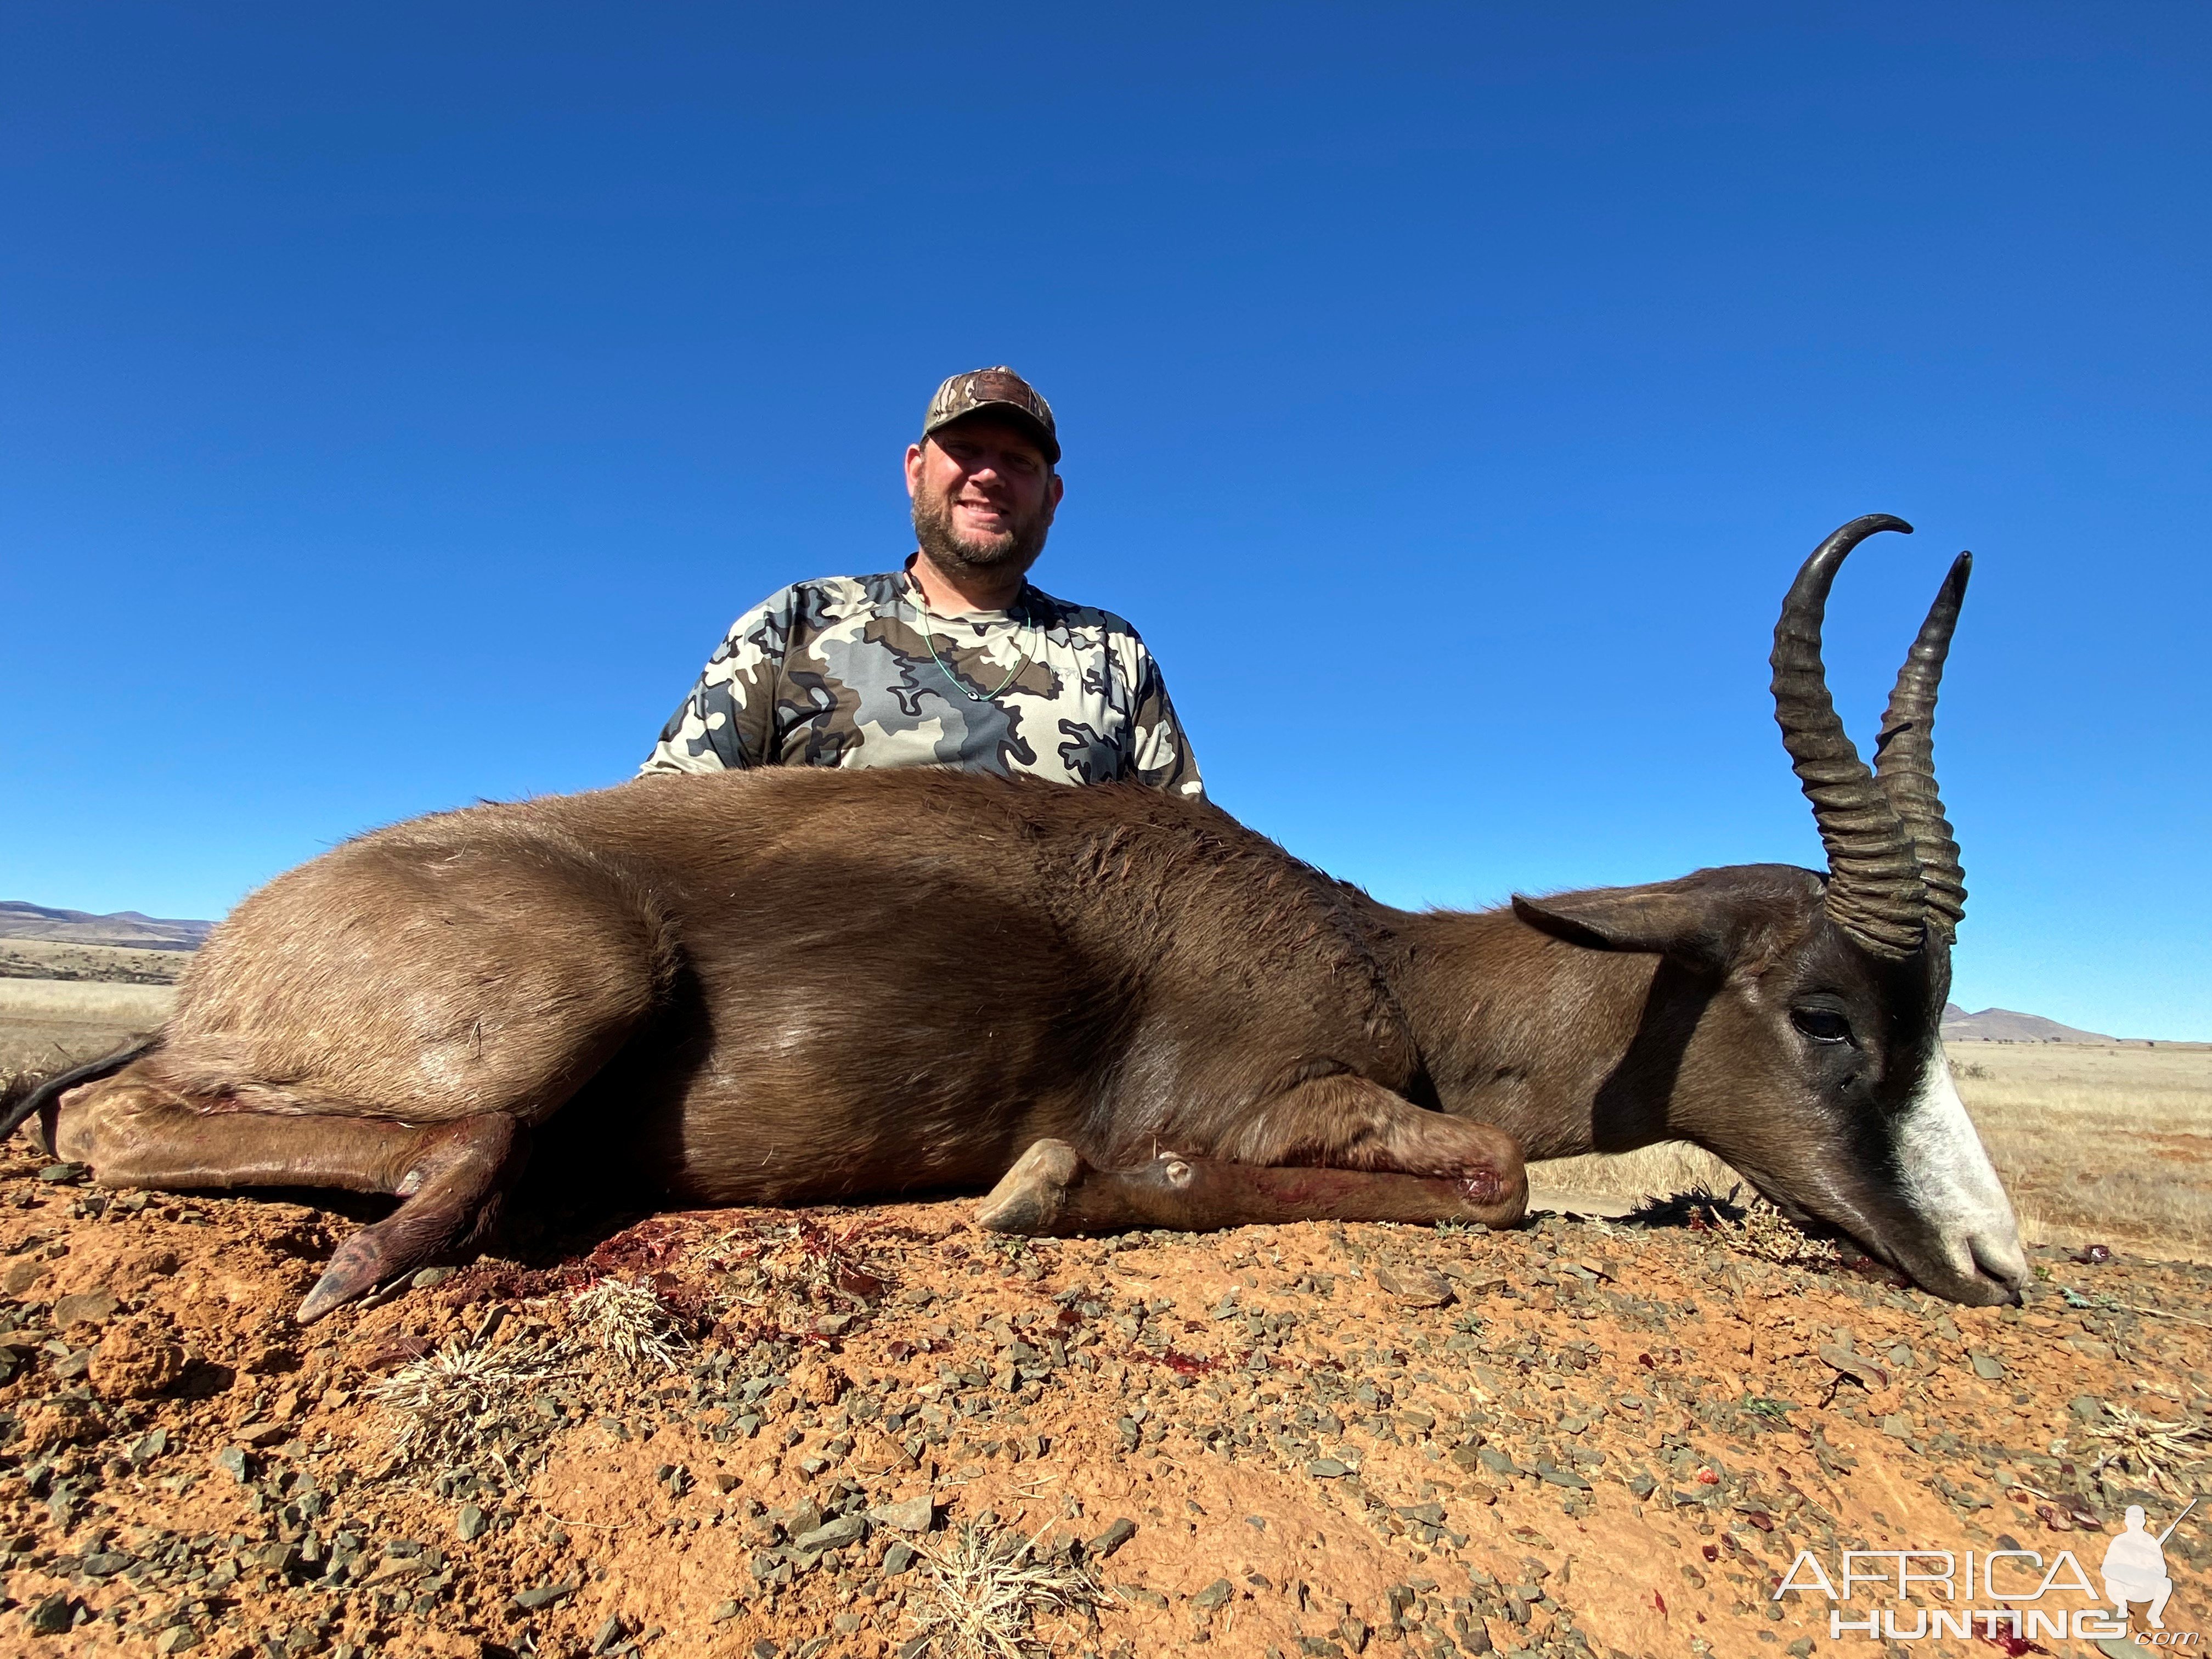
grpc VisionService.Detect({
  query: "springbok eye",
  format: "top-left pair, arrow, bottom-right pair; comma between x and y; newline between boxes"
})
1791,1008 -> 1852,1045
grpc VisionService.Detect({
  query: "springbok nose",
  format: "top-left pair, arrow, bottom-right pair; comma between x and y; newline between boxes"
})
1903,1051 -> 2028,1297
1967,1227 -> 2030,1294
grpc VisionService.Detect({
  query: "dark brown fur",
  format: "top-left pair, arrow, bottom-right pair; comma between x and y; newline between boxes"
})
29,765 -> 2017,1315
100,771 -> 1481,1199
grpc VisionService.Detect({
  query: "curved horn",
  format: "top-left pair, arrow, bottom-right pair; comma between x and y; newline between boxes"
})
1770,515 -> 1926,958
1874,551 -> 1970,942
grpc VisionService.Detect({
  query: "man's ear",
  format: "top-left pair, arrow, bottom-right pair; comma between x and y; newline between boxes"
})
1511,867 -> 1812,968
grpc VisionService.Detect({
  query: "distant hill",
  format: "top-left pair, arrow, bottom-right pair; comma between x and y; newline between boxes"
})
0,901 -> 213,952
1942,1002 -> 2114,1043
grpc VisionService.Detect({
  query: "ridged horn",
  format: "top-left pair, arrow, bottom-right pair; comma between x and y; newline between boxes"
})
1874,551 -> 1971,943
1770,515 -> 1927,959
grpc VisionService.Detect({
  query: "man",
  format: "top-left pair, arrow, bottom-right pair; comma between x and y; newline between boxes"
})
641,367 -> 1203,797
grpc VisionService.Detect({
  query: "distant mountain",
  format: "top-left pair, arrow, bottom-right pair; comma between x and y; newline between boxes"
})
1942,1002 -> 2113,1043
0,901 -> 213,952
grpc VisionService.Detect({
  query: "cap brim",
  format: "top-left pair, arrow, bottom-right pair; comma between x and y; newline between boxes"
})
923,403 -> 1060,464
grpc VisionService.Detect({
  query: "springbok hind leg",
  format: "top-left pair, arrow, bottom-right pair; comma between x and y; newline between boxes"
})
295,1116 -> 527,1323
46,1079 -> 527,1323
976,1139 -> 1527,1236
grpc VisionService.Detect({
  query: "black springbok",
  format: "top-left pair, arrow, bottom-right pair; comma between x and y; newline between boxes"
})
5,514 -> 2024,1318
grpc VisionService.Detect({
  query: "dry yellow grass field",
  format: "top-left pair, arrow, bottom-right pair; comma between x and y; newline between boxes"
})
1947,1039 -> 2212,1257
0,978 -> 173,1078
0,935 -> 190,983
2,966 -> 2204,1261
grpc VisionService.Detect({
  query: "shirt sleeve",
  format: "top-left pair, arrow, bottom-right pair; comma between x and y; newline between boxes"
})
637,589 -> 795,775
1122,640 -> 1206,800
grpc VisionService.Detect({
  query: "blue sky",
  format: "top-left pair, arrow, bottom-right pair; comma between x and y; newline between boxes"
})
3,4 -> 2207,1037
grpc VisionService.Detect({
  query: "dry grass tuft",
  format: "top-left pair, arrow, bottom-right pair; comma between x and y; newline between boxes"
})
1620,1185 -> 1844,1269
710,1219 -> 895,1327
1708,1197 -> 1846,1269
368,1277 -> 690,1487
908,1520 -> 1108,1659
2084,1407 -> 2211,1496
566,1275 -> 688,1373
364,1332 -> 576,1483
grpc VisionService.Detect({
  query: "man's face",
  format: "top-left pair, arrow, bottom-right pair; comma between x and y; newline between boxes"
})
905,416 -> 1064,579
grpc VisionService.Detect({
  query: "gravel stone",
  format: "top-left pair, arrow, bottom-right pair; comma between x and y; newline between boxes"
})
1816,1342 -> 1891,1390
512,1579 -> 579,1611
25,1590 -> 72,1634
1086,1516 -> 1137,1559
869,1495 -> 936,1533
52,1289 -> 119,1326
1375,1267 -> 1452,1308
792,1514 -> 867,1553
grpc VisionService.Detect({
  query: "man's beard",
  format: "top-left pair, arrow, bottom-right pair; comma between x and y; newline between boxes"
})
912,487 -> 1051,582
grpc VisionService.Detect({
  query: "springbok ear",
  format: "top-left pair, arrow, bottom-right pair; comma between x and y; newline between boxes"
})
1511,876 -> 1765,967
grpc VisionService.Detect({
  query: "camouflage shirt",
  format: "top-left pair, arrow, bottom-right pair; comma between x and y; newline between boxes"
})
640,562 -> 1204,798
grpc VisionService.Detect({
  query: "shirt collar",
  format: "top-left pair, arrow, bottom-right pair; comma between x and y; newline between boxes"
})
897,554 -> 1042,625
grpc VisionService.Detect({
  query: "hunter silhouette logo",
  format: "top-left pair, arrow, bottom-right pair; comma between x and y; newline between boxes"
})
2104,1499 -> 2196,1632
1773,1498 -> 2202,1644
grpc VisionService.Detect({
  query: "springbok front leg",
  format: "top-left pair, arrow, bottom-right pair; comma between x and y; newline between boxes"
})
975,1138 -> 1525,1235
977,1073 -> 1527,1235
46,1078 -> 528,1323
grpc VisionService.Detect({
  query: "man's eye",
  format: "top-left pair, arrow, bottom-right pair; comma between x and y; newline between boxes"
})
1791,1008 -> 1852,1045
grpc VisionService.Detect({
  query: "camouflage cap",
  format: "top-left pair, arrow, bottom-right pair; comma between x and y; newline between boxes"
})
921,366 -> 1059,464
